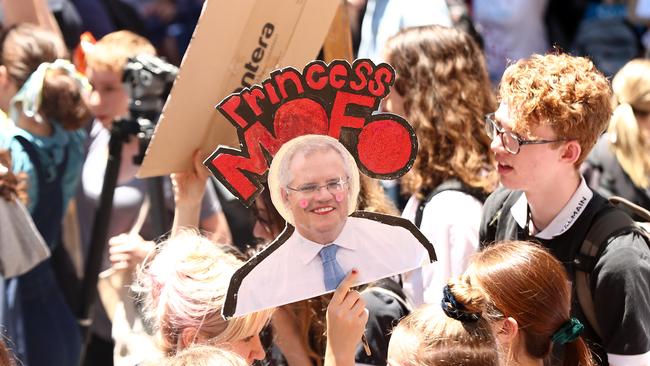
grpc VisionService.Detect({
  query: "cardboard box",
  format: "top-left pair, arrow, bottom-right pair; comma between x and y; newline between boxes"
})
138,0 -> 341,178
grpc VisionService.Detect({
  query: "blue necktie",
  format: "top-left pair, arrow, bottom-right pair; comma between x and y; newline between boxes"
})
319,244 -> 346,291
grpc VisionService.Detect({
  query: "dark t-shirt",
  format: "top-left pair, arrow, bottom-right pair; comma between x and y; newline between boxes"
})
479,187 -> 650,365
582,135 -> 650,216
355,285 -> 410,365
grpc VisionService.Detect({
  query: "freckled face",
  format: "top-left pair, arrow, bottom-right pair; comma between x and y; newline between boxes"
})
490,103 -> 566,192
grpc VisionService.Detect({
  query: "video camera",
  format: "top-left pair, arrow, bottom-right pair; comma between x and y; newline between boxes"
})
120,54 -> 179,164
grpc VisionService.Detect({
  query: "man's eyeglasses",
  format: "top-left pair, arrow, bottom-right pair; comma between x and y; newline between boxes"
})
485,113 -> 568,155
285,177 -> 349,197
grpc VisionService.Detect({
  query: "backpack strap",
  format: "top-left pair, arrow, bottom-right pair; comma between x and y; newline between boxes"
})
415,179 -> 487,228
609,196 -> 650,222
479,188 -> 522,247
575,205 -> 638,340
363,277 -> 412,313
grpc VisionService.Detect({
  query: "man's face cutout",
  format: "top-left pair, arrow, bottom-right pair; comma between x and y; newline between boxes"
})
281,148 -> 349,244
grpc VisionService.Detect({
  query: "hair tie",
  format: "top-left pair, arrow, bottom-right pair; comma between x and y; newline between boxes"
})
9,59 -> 91,124
441,284 -> 480,322
551,318 -> 584,345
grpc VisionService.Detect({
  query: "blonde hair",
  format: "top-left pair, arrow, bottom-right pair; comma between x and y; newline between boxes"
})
390,284 -> 498,366
137,230 -> 273,355
608,59 -> 650,188
499,53 -> 612,166
164,345 -> 247,366
86,30 -> 156,73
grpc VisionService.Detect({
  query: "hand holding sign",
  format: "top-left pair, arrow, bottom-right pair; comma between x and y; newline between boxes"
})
325,269 -> 368,366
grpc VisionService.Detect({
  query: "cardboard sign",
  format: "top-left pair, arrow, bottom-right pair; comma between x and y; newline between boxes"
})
203,59 -> 436,319
205,59 -> 418,207
137,0 -> 341,178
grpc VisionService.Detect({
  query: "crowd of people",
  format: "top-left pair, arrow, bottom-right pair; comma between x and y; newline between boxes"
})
0,0 -> 649,366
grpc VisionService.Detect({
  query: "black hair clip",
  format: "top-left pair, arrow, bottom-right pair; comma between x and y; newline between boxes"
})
441,284 -> 480,322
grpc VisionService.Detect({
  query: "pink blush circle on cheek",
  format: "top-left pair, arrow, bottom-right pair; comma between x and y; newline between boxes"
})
299,199 -> 309,208
334,192 -> 345,202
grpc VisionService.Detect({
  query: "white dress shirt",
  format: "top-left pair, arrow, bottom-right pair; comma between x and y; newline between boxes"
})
231,215 -> 432,317
510,177 -> 593,238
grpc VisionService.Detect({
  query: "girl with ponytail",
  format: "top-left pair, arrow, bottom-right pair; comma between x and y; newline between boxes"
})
583,59 -> 650,213
465,241 -> 593,366
387,279 -> 499,366
0,23 -> 91,366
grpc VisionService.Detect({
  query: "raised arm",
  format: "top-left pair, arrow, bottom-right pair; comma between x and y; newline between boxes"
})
171,150 -> 210,236
1,0 -> 63,42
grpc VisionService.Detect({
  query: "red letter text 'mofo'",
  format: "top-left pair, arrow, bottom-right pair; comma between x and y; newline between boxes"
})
205,59 -> 418,206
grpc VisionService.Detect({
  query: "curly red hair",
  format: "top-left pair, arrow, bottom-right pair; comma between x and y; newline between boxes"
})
499,53 -> 612,166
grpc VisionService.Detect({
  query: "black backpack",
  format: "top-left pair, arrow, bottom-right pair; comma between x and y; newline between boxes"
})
485,189 -> 650,340
575,196 -> 650,338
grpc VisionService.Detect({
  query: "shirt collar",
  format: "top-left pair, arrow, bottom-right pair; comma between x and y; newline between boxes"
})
295,218 -> 357,265
510,177 -> 593,239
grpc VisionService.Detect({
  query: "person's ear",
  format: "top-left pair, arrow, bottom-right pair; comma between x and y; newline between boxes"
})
179,327 -> 200,349
496,316 -> 519,344
559,140 -> 581,165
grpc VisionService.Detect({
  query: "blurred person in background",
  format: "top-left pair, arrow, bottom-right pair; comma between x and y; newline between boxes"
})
383,24 -> 497,307
77,30 -> 230,365
583,58 -> 650,215
0,22 -> 92,366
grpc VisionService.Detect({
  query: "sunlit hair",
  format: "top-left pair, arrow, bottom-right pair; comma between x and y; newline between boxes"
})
389,285 -> 498,366
357,175 -> 398,216
384,25 -> 497,199
0,24 -> 91,129
0,338 -> 15,366
86,30 -> 156,73
137,230 -> 273,356
0,24 -> 67,88
268,134 -> 360,224
163,345 -> 247,366
607,59 -> 650,188
465,241 -> 593,366
499,53 -> 612,166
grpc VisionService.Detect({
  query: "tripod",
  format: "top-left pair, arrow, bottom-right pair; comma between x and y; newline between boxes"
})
76,117 -> 168,365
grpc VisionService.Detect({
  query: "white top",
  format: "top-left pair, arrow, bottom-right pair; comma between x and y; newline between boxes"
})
232,215 -> 432,317
357,0 -> 452,62
401,191 -> 483,306
510,177 -> 593,238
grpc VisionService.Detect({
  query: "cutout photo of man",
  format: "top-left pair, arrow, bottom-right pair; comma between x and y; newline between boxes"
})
224,134 -> 435,318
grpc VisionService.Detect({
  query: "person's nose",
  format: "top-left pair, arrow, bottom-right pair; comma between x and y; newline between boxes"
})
313,185 -> 332,201
490,132 -> 505,154
248,335 -> 266,363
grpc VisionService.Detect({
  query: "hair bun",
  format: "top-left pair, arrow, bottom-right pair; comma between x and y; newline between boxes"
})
441,284 -> 481,322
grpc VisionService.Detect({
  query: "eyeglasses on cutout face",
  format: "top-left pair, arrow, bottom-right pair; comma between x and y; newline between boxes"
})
484,113 -> 568,155
285,177 -> 349,197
